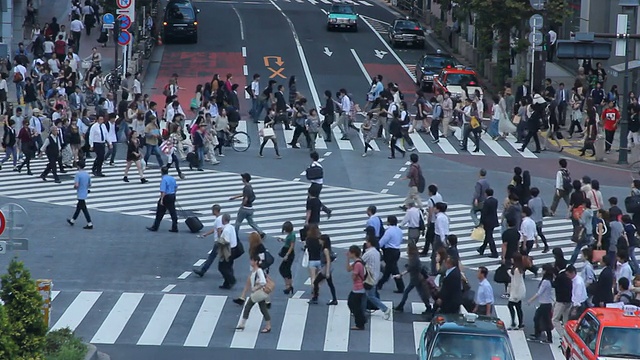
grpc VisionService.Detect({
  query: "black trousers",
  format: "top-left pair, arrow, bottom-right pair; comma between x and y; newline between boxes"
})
72,199 -> 92,223
462,124 -> 480,150
521,129 -> 541,151
377,248 -> 404,291
533,303 -> 553,341
291,124 -> 311,147
604,129 -> 615,151
218,257 -> 236,287
278,250 -> 294,279
430,119 -> 441,140
308,183 -> 330,213
151,194 -> 178,230
40,155 -> 59,181
92,142 -> 106,174
568,120 -> 583,136
347,292 -> 366,329
322,119 -> 332,141
390,135 -> 405,157
478,225 -> 498,255
312,271 -> 337,302
557,102 -> 567,126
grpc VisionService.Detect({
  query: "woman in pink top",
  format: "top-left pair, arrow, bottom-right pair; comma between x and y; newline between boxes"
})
346,245 -> 366,330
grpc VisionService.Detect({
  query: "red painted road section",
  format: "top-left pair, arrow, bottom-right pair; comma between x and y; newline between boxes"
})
150,52 -> 246,114
363,63 -> 417,104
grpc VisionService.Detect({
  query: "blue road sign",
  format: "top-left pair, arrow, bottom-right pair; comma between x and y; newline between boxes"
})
118,15 -> 132,30
102,13 -> 114,25
117,30 -> 131,46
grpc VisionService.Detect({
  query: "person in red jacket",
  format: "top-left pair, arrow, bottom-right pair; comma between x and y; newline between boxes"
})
601,100 -> 620,153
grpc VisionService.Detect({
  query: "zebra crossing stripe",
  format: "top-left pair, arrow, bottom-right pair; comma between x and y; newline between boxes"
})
137,294 -> 185,346
494,305 -> 534,360
91,292 -> 144,344
184,295 -> 226,347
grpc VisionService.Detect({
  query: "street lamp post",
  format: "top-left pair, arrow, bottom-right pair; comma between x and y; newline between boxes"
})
618,0 -> 639,164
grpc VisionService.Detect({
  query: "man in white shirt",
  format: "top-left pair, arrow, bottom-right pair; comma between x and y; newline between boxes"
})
422,184 -> 444,256
104,114 -> 118,166
29,108 -> 44,154
337,88 -> 353,140
105,93 -> 115,114
547,29 -> 557,62
193,204 -> 222,277
520,207 -> 537,254
13,63 -> 27,100
217,213 -> 238,289
69,15 -> 85,52
441,92 -> 454,138
430,202 -> 449,274
401,201 -> 422,244
362,236 -> 391,319
249,74 -> 261,122
565,265 -> 587,319
88,115 -> 111,177
133,73 -> 142,97
43,37 -> 55,58
473,266 -> 494,315
550,158 -> 571,216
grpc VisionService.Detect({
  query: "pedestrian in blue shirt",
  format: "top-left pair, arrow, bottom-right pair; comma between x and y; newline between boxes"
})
147,166 -> 179,232
66,161 -> 93,229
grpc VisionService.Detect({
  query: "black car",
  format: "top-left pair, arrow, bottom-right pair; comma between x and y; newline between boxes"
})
415,52 -> 460,92
163,0 -> 199,43
388,18 -> 425,48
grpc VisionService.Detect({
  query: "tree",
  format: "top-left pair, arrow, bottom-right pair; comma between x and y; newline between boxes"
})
0,258 -> 47,360
448,0 -> 572,85
0,303 -> 18,360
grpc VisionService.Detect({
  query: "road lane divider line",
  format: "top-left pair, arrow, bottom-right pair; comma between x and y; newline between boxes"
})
51,291 -> 102,332
269,0 -> 323,117
277,299 -> 309,350
231,6 -> 245,41
370,301 -> 394,353
350,48 -> 372,83
359,15 -> 416,83
323,301 -> 351,351
137,294 -> 186,346
161,284 -> 176,292
178,271 -> 191,280
91,292 -> 144,344
242,46 -> 246,57
184,295 -> 226,347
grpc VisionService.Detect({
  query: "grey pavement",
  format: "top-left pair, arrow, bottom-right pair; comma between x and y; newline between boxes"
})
0,0 -> 637,359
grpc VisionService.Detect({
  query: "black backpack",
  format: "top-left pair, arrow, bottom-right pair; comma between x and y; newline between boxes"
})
620,293 -> 640,307
561,169 -> 572,193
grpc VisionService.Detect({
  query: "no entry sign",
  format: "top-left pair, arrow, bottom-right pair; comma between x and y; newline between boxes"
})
0,210 -> 5,236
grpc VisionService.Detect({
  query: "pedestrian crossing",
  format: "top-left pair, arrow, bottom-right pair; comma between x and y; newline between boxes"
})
198,0 -> 376,6
47,290 -> 555,357
246,120 -> 540,157
0,156 -> 588,272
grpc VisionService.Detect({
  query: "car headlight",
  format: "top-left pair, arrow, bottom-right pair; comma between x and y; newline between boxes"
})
329,18 -> 337,23
425,75 -> 433,80
349,19 -> 356,24
394,35 -> 402,39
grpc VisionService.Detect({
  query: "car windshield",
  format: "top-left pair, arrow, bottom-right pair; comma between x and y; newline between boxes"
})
167,4 -> 195,21
429,333 -> 514,360
330,5 -> 354,14
421,56 -> 459,69
598,327 -> 640,358
395,20 -> 420,30
444,73 -> 479,86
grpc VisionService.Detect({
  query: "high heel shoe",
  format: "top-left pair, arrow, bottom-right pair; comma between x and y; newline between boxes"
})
283,286 -> 293,295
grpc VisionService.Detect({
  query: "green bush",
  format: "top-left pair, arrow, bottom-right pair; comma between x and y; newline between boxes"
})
44,328 -> 86,360
44,328 -> 86,357
0,303 -> 18,360
0,258 -> 47,360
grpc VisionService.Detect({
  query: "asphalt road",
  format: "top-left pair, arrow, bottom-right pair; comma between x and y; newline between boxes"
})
0,0 -> 637,359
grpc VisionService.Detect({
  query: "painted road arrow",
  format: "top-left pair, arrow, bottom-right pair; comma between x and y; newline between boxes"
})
263,56 -> 284,67
323,47 -> 333,56
374,49 -> 388,59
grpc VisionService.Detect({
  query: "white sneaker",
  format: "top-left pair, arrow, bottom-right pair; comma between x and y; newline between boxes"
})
383,308 -> 391,320
210,160 -> 220,165
218,154 -> 225,157
362,152 -> 367,157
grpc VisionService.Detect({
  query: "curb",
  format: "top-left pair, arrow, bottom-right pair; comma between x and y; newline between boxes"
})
84,343 -> 111,360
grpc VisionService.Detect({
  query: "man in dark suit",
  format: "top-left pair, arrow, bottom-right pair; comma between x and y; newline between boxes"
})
274,85 -> 290,130
555,82 -> 569,126
592,256 -> 614,307
514,80 -> 531,114
477,188 -> 499,258
436,257 -> 462,314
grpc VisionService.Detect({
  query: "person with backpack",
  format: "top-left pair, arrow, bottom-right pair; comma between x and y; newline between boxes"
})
430,97 -> 443,143
549,159 -> 572,216
393,242 -> 432,314
346,245 -> 367,330
615,278 -> 639,305
401,153 -> 424,210
621,215 -> 639,274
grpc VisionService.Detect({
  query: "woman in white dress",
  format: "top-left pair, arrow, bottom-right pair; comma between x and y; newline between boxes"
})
497,92 -> 516,139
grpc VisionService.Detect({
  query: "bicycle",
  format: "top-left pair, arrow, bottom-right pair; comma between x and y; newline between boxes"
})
104,65 -> 123,93
223,130 -> 251,152
140,35 -> 155,60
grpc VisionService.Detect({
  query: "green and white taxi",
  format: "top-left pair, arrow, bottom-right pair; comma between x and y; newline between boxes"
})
327,3 -> 358,31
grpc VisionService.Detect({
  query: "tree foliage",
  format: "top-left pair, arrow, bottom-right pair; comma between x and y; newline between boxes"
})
0,258 -> 47,360
0,303 -> 18,360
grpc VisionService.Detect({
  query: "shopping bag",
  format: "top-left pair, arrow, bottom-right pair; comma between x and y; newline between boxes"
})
592,247 -> 606,264
301,249 -> 309,268
470,226 -> 485,241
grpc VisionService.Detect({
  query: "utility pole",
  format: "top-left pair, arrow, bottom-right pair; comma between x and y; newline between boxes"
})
113,17 -> 121,104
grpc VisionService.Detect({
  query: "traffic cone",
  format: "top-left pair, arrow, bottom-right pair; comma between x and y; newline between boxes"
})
157,36 -> 163,46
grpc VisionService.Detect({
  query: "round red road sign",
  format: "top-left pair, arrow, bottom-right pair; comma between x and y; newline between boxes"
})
0,210 -> 5,236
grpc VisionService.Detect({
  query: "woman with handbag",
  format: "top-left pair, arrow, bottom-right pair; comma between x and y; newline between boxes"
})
122,130 -> 148,184
259,109 -> 280,158
309,235 -> 338,306
579,105 -> 597,157
234,232 -> 273,307
568,87 -> 584,138
278,221 -> 296,294
235,255 -> 272,334
361,112 -> 376,157
527,264 -> 554,344
507,253 -> 526,330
